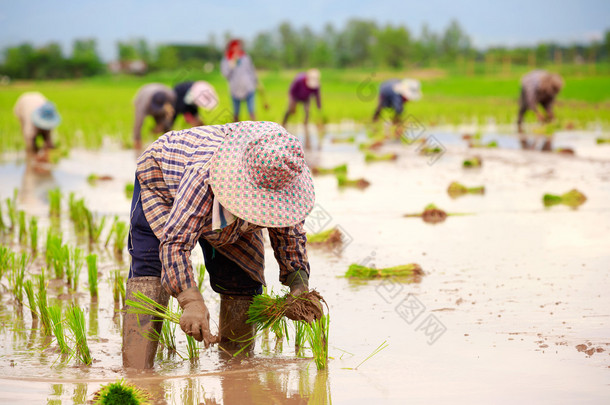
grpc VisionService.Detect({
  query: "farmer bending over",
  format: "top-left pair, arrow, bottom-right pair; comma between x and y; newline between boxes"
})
517,70 -> 563,134
282,69 -> 322,149
372,79 -> 422,124
172,81 -> 219,127
123,121 -> 321,369
132,83 -> 176,149
14,92 -> 61,157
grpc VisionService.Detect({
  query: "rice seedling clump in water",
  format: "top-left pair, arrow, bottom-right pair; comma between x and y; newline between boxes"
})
66,304 -> 92,364
93,378 -> 151,405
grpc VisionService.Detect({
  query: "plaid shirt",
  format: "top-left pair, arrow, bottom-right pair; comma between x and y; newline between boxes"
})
136,124 -> 310,297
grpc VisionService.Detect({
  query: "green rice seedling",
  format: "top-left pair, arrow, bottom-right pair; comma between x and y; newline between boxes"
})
10,253 -> 27,304
596,137 -> 610,144
86,174 -> 99,186
104,216 -> 118,247
70,247 -> 84,291
45,230 -> 62,269
364,150 -> 398,162
462,156 -> 482,168
294,320 -> 307,357
5,191 -> 18,232
111,269 -> 126,304
0,202 -> 5,233
36,272 -> 53,336
403,203 -> 453,224
65,304 -> 92,365
543,189 -> 587,208
306,314 -> 330,370
48,188 -> 62,218
196,263 -> 206,291
336,173 -> 370,189
112,220 -> 129,256
307,227 -> 343,245
345,263 -> 424,279
24,279 -> 37,319
29,217 -> 38,254
0,245 -> 13,280
419,145 -> 444,154
86,254 -> 99,298
85,209 -> 106,245
159,319 -> 177,352
48,304 -> 70,354
311,163 -> 348,176
18,210 -> 27,244
93,378 -> 151,405
124,291 -> 181,324
447,182 -> 485,198
185,335 -> 199,360
345,340 -> 389,370
68,194 -> 88,234
125,183 -> 135,200
246,291 -> 290,333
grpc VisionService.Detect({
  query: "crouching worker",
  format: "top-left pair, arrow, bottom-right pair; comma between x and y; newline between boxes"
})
132,83 -> 176,150
172,81 -> 219,127
123,121 -> 320,369
372,79 -> 422,123
14,92 -> 61,156
517,70 -> 563,134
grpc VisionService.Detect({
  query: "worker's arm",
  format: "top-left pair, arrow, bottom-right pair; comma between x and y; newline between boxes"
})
267,221 -> 310,295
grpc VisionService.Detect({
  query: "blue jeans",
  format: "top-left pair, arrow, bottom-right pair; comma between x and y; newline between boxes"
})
127,177 -> 262,296
231,91 -> 255,119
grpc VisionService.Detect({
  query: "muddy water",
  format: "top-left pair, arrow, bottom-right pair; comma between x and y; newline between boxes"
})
0,130 -> 609,404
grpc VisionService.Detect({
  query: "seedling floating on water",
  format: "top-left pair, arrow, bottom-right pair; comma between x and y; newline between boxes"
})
86,173 -> 113,186
66,304 -> 92,365
345,263 -> 423,279
462,156 -> 482,168
596,137 -> 610,144
93,379 -> 151,405
311,163 -> 348,176
447,182 -> 485,198
336,173 -> 370,189
542,189 -> 587,208
307,227 -> 343,246
364,150 -> 398,163
404,203 -> 449,224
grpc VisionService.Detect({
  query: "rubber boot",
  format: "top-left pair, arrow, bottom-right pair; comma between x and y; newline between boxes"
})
122,276 -> 169,369
219,294 -> 255,354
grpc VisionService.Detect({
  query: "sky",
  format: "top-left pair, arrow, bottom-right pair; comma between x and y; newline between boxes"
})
0,0 -> 609,60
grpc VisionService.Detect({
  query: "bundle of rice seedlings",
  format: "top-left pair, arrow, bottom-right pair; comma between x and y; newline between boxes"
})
111,269 -> 126,304
311,163 -> 348,176
18,210 -> 27,244
86,254 -> 98,298
112,220 -> 129,256
462,156 -> 482,168
10,253 -> 27,304
29,217 -> 38,254
85,209 -> 106,245
447,182 -> 485,198
68,247 -> 83,291
419,145 -> 444,154
307,227 -> 343,246
596,137 -> 610,144
0,245 -> 12,280
159,320 -> 177,352
24,279 -> 37,319
45,230 -> 63,275
48,188 -> 61,218
124,291 -> 181,324
5,189 -> 18,232
345,263 -> 423,279
92,379 -> 151,405
294,320 -> 307,357
65,304 -> 92,364
48,304 -> 70,354
364,150 -> 398,163
404,203 -> 449,224
306,314 -> 330,370
186,335 -> 199,360
68,194 -> 87,234
336,173 -> 370,189
543,189 -> 587,208
36,272 -> 53,335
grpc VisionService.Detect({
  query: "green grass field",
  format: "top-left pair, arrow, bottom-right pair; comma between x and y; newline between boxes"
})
1,64 -> 609,151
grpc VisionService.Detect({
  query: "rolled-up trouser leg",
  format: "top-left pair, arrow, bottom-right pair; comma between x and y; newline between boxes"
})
122,276 -> 169,369
219,294 -> 256,352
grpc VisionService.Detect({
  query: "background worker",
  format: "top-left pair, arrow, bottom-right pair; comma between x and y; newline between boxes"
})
282,69 -> 322,150
132,83 -> 176,149
517,70 -> 564,134
372,79 -> 422,123
123,121 -> 322,369
220,39 -> 262,122
14,91 -> 61,156
172,80 -> 219,127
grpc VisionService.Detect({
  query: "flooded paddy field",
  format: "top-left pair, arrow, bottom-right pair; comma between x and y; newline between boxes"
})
0,129 -> 608,404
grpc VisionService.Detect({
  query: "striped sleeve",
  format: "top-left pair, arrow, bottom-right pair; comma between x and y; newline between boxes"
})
267,221 -> 310,284
159,165 -> 212,296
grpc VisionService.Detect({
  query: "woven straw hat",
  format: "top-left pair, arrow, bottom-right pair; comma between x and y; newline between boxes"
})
209,121 -> 315,227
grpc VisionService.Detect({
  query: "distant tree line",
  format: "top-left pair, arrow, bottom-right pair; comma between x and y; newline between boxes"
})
1,19 -> 609,79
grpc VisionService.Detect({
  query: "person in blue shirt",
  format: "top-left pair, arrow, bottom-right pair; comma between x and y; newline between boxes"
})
373,79 -> 422,123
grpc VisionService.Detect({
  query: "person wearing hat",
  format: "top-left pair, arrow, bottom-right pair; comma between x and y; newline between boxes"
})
373,79 -> 422,123
132,83 -> 176,149
282,69 -> 322,149
517,70 -> 564,135
172,81 -> 219,127
14,92 -> 61,155
122,121 -> 320,369
221,39 -> 261,122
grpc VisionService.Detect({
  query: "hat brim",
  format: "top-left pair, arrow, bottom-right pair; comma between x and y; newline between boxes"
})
209,122 -> 315,228
31,111 -> 61,130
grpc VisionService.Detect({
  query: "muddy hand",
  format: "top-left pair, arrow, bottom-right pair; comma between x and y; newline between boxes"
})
177,287 -> 215,347
285,291 -> 324,323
